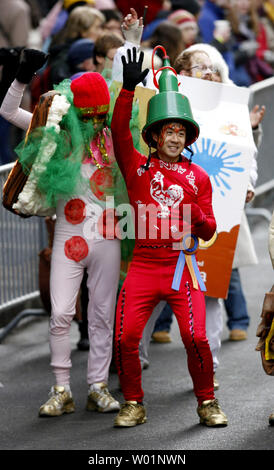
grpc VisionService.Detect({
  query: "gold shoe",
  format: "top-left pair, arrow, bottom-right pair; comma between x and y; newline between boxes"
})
152,331 -> 172,343
86,382 -> 120,412
114,401 -> 147,427
39,385 -> 75,417
197,399 -> 228,427
229,329 -> 247,341
269,413 -> 274,426
213,374 -> 219,390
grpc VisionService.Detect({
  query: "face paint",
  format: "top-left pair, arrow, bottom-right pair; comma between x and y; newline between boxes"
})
158,123 -> 186,147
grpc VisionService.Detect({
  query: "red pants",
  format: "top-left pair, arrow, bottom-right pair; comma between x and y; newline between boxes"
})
114,247 -> 215,406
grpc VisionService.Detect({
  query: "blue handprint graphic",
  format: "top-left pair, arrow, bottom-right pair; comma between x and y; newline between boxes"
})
185,138 -> 245,197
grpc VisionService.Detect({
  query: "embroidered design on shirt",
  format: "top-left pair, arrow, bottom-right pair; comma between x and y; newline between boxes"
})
170,224 -> 178,233
137,161 -> 155,176
186,170 -> 198,194
150,171 -> 184,219
159,161 -> 187,175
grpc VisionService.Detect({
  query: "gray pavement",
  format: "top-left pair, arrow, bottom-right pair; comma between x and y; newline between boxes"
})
0,216 -> 273,453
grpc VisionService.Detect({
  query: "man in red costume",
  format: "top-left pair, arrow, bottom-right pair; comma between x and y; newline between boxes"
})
111,47 -> 228,427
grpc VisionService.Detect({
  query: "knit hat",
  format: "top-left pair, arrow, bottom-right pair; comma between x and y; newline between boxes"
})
63,0 -> 95,10
70,72 -> 110,115
168,9 -> 197,30
68,39 -> 94,68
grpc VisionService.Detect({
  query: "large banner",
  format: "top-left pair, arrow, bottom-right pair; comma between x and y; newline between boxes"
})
179,76 -> 256,298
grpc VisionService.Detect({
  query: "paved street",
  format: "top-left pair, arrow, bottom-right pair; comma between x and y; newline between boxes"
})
0,216 -> 273,456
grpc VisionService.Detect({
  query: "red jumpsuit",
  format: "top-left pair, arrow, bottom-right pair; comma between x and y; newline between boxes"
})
111,89 -> 217,406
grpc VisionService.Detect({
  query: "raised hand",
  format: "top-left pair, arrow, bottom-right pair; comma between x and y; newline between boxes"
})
16,48 -> 49,84
122,7 -> 143,30
249,104 -> 266,129
121,47 -> 149,91
121,8 -> 144,45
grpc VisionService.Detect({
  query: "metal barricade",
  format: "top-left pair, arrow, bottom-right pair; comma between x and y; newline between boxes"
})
0,162 -> 47,340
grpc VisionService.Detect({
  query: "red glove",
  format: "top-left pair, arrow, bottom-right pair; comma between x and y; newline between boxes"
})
180,203 -> 205,230
189,203 -> 206,227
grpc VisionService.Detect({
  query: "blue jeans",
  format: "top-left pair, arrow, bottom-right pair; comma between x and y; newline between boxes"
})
224,268 -> 250,331
153,302 -> 173,332
0,116 -> 13,165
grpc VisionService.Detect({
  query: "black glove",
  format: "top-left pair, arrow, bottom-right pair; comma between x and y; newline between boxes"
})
0,47 -> 24,66
121,47 -> 149,91
16,48 -> 49,84
0,47 -> 25,105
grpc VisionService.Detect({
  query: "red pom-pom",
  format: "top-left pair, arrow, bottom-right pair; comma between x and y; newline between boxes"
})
64,236 -> 89,262
64,199 -> 86,225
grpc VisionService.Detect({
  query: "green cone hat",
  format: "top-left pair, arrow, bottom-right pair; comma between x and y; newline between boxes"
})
142,50 -> 200,148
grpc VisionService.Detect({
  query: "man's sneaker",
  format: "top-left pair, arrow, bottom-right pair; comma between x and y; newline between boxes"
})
86,382 -> 120,412
152,331 -> 172,343
77,337 -> 90,351
197,399 -> 228,427
114,401 -> 147,427
39,385 -> 75,417
229,329 -> 247,341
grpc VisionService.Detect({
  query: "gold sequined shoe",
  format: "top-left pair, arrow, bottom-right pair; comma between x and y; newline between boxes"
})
39,385 -> 75,417
114,401 -> 147,427
197,399 -> 228,427
86,382 -> 120,412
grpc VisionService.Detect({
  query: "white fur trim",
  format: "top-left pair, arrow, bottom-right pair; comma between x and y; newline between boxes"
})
13,94 -> 71,216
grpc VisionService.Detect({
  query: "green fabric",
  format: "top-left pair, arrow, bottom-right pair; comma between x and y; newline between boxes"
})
15,77 -> 139,260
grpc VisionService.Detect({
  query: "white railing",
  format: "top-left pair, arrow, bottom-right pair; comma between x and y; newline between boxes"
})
0,162 -> 47,312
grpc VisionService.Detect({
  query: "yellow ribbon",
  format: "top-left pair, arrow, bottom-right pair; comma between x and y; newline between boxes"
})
185,254 -> 199,290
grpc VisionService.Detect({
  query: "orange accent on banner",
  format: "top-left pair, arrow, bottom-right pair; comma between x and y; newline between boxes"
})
197,225 -> 240,298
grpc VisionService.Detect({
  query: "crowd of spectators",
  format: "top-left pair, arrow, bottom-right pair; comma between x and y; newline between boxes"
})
0,0 -> 273,162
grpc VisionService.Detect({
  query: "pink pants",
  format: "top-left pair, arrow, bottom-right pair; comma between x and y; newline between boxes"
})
49,224 -> 120,386
115,248 -> 214,406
